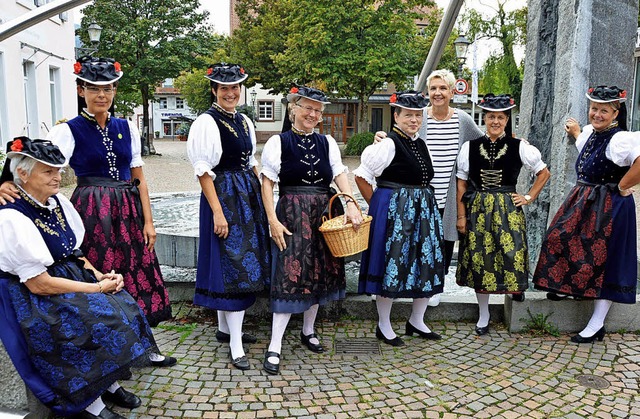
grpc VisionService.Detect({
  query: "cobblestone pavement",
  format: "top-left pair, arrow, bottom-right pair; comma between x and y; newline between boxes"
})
117,302 -> 640,419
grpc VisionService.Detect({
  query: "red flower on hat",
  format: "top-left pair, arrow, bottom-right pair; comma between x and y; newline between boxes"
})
290,87 -> 299,94
207,67 -> 213,75
114,62 -> 121,72
620,90 -> 627,99
588,87 -> 594,94
510,98 -> 515,105
74,61 -> 82,74
10,139 -> 23,152
390,93 -> 397,103
240,67 -> 245,74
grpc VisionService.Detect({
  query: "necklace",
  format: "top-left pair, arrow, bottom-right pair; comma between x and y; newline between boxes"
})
430,107 -> 451,122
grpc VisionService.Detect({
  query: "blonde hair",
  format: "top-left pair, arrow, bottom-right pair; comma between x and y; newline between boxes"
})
427,69 -> 455,90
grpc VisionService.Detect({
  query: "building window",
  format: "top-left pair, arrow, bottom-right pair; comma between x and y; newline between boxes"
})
159,98 -> 168,109
258,100 -> 274,121
0,53 -> 7,145
23,61 -> 38,138
49,67 -> 62,126
176,97 -> 184,109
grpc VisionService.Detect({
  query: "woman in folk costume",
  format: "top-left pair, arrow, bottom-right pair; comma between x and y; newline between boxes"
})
534,86 -> 639,343
456,94 -> 550,335
261,85 -> 362,374
355,90 -> 445,347
187,63 -> 271,370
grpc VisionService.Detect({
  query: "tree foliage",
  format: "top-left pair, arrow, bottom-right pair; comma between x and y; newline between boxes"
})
231,0 -> 436,132
461,1 -> 527,104
79,0 -> 213,150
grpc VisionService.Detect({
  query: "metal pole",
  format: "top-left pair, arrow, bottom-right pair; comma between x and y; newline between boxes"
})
0,0 -> 92,42
415,0 -> 465,93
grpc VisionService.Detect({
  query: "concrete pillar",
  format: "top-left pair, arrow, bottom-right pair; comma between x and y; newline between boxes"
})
518,0 -> 638,266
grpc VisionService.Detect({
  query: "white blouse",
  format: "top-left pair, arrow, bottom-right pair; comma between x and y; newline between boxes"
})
456,138 -> 547,180
0,192 -> 85,283
353,131 -> 423,186
576,125 -> 640,167
260,133 -> 347,183
47,111 -> 143,168
187,111 -> 257,180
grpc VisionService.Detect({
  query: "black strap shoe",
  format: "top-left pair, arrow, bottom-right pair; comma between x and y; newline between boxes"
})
375,326 -> 405,346
102,387 -> 141,409
230,353 -> 251,370
300,331 -> 324,353
263,351 -> 280,375
150,356 -> 177,367
405,321 -> 442,340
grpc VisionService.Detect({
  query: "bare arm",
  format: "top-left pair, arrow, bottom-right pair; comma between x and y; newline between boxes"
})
456,178 -> 468,235
130,167 -> 157,250
261,177 -> 291,251
512,167 -> 551,207
197,173 -> 229,239
619,156 -> 640,196
355,176 -> 374,204
24,270 -> 123,296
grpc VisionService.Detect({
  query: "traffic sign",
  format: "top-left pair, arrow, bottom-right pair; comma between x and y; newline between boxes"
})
454,79 -> 469,94
453,94 -> 468,104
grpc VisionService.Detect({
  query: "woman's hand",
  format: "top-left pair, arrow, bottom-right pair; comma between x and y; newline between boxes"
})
564,117 -> 581,138
143,222 -> 157,251
619,186 -> 635,197
269,219 -> 292,251
344,201 -> 363,231
99,271 -> 125,293
456,216 -> 467,235
373,131 -> 387,143
0,181 -> 20,205
213,210 -> 229,239
511,193 -> 530,207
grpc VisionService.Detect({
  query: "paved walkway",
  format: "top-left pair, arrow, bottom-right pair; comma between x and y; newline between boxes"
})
106,140 -> 639,418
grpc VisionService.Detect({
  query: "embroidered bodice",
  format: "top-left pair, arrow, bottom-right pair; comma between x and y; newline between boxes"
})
468,135 -> 522,189
278,129 -> 334,188
376,127 -> 434,187
576,126 -> 629,185
205,104 -> 252,171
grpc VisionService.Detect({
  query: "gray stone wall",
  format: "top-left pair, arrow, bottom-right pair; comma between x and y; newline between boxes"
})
0,343 -> 27,412
518,0 -> 639,266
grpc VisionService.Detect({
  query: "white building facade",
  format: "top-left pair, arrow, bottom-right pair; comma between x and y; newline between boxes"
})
0,0 -> 77,148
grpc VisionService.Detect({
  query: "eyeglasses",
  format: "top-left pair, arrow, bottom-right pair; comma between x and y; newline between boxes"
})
83,86 -> 115,94
296,104 -> 323,116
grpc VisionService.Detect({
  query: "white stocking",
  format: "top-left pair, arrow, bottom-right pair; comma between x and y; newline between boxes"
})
580,299 -> 613,337
267,312 -> 291,365
225,310 -> 246,359
217,310 -> 229,334
302,304 -> 320,344
409,298 -> 432,333
476,293 -> 490,328
85,397 -> 106,416
376,296 -> 396,338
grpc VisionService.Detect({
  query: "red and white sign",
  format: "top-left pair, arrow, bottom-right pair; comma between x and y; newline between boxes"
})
454,79 -> 469,94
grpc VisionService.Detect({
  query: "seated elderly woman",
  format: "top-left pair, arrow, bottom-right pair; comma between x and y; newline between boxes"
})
0,138 -> 157,419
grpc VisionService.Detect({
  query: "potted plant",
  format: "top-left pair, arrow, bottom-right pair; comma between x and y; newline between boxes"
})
176,123 -> 190,141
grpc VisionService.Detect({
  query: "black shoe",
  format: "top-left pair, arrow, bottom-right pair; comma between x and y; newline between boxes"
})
475,325 -> 490,336
546,292 -> 569,301
263,351 -> 280,375
300,331 -> 324,353
102,387 -> 141,409
512,292 -> 525,302
405,321 -> 441,340
75,407 -> 127,419
150,356 -> 177,367
216,330 -> 258,344
571,327 -> 606,343
375,326 -> 405,346
230,353 -> 251,370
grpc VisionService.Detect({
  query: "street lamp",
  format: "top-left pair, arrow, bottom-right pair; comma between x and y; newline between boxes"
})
75,22 -> 102,59
454,34 -> 471,78
250,88 -> 257,119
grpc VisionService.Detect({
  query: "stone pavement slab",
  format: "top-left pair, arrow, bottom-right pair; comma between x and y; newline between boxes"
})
106,301 -> 640,418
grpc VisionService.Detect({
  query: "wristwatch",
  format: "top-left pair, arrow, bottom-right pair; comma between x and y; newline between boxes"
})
524,194 -> 532,203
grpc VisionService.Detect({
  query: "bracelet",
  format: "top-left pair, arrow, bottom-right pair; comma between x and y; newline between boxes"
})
618,183 -> 624,192
97,281 -> 103,293
345,198 -> 355,204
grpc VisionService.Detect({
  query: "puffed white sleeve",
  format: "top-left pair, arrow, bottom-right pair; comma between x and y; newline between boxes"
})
0,210 -> 53,283
352,138 -> 396,186
187,114 -> 223,180
57,194 -> 86,249
456,141 -> 471,180
128,120 -> 144,168
327,135 -> 348,178
519,140 -> 548,174
608,131 -> 640,166
46,123 -> 75,161
575,125 -> 594,153
239,113 -> 259,167
260,135 -> 282,182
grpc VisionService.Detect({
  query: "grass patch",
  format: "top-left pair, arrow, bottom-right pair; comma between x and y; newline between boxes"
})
157,322 -> 198,344
520,308 -> 560,337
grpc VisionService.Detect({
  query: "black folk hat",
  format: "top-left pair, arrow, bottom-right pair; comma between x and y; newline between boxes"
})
389,90 -> 429,110
478,94 -> 516,112
74,56 -> 123,85
205,63 -> 248,85
586,86 -> 627,103
6,137 -> 67,168
286,85 -> 331,104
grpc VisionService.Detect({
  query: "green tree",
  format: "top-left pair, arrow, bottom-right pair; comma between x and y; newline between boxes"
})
79,0 -> 213,153
461,1 -> 527,104
232,0 -> 435,132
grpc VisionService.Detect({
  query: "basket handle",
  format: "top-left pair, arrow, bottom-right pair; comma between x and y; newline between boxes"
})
326,193 -> 363,221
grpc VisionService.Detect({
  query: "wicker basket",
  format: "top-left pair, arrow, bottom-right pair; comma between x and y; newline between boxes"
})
319,193 -> 372,257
